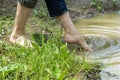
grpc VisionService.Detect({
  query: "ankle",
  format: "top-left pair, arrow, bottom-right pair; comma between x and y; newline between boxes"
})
10,31 -> 24,39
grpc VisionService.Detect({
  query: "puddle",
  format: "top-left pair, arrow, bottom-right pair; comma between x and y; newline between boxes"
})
75,11 -> 120,80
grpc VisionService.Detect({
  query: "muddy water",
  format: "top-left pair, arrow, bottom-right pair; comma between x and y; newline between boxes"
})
75,12 -> 120,80
75,12 -> 120,61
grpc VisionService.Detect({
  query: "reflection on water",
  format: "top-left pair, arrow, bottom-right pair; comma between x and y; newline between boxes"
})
75,12 -> 120,64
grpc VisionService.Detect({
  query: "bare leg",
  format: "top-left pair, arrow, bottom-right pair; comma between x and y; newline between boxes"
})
10,3 -> 32,44
10,3 -> 92,51
57,12 -> 92,51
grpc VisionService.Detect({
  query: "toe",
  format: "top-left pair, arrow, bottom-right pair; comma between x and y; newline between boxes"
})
83,46 -> 93,52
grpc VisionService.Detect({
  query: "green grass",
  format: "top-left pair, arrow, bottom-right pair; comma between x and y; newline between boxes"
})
0,37 -> 101,80
0,10 -> 101,80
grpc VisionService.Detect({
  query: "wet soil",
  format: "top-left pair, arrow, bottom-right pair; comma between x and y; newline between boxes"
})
0,0 -> 16,17
0,0 -> 105,19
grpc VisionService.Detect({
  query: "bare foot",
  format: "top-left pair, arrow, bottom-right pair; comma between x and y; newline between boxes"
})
9,33 -> 34,47
64,32 -> 93,52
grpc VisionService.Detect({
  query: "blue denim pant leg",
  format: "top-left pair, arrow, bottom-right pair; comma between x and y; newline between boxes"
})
18,0 -> 68,17
45,0 -> 68,17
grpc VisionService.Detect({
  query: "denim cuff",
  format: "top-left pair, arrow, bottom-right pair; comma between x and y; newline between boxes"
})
50,9 -> 68,17
45,0 -> 68,17
18,0 -> 37,8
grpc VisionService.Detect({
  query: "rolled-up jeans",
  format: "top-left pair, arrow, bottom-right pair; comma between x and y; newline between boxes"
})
18,0 -> 68,17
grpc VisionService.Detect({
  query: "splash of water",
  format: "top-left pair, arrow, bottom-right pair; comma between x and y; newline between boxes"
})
75,12 -> 120,64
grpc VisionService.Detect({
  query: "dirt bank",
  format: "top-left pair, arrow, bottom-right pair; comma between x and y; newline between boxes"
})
1,0 -> 120,19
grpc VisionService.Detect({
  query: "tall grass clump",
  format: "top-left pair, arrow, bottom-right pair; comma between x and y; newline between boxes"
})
0,32 -> 101,80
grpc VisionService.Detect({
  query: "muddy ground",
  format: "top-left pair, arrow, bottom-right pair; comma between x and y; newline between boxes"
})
1,0 -> 120,19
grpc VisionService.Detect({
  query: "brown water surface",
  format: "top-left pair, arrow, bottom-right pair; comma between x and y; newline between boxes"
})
75,12 -> 120,64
